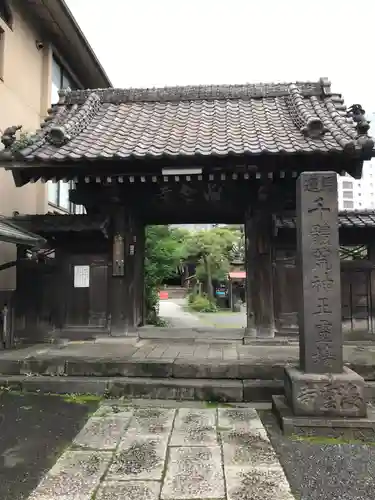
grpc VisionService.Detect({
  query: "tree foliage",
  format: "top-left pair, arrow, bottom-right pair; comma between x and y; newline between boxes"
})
144,225 -> 188,323
183,226 -> 241,298
144,224 -> 243,322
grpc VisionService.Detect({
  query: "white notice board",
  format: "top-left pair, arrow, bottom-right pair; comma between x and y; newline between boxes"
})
74,265 -> 90,288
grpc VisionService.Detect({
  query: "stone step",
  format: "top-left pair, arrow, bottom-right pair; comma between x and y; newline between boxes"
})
1,356 -> 375,380
1,375 -> 375,403
0,375 -> 282,402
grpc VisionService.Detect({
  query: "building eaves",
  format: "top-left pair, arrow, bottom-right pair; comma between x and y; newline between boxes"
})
24,0 -> 112,89
0,217 -> 46,247
275,210 -> 375,229
6,214 -> 109,234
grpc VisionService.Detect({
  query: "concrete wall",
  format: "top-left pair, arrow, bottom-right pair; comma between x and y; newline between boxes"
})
0,3 -> 52,289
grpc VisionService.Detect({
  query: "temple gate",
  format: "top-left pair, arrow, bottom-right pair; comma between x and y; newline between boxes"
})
1,77 -> 375,435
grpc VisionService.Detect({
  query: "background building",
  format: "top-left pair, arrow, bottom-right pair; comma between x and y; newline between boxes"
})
338,112 -> 375,210
0,0 -> 111,292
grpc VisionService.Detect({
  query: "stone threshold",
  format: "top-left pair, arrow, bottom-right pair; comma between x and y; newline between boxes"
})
1,375 -> 375,403
0,375 -> 281,402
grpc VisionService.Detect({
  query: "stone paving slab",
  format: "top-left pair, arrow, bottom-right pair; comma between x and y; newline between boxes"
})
73,415 -> 132,450
127,407 -> 176,435
161,446 -> 225,500
170,408 -> 217,446
107,432 -> 169,480
95,481 -> 162,500
221,427 -> 279,468
92,404 -> 134,418
28,450 -> 112,500
220,407 -> 294,500
25,400 -> 295,500
225,466 -> 295,500
218,408 -> 264,430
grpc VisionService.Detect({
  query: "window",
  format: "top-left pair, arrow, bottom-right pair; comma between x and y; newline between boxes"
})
342,190 -> 353,199
51,56 -> 77,104
48,180 -> 86,213
343,200 -> 354,209
48,56 -> 86,213
342,181 -> 353,189
0,1 -> 12,28
48,181 -> 71,210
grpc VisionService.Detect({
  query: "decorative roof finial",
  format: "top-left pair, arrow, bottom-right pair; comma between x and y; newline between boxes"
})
1,125 -> 22,149
347,104 -> 371,135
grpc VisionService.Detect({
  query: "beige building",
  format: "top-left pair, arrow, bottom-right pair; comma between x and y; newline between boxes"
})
0,0 -> 111,290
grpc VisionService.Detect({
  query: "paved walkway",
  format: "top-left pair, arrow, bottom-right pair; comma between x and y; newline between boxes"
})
159,299 -> 247,330
27,402 -> 294,500
0,338 -> 374,372
159,299 -> 203,328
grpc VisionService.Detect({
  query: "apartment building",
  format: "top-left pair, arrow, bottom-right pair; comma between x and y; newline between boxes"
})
338,111 -> 375,210
338,161 -> 375,210
0,0 -> 111,290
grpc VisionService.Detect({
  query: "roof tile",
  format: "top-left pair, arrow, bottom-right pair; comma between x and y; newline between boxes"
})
2,79 -> 374,164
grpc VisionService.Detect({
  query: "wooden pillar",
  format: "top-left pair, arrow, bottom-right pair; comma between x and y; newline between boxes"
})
244,212 -> 256,339
110,206 -> 140,336
244,209 -> 275,340
272,244 -> 299,334
133,223 -> 145,327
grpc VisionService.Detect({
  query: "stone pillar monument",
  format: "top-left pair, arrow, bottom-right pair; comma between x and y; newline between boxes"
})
273,172 -> 375,439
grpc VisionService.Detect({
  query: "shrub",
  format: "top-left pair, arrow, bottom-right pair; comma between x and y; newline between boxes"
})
189,295 -> 217,313
187,292 -> 197,304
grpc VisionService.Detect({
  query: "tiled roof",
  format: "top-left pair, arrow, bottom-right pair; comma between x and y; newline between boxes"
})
276,211 -> 375,229
2,78 -> 374,164
0,218 -> 46,246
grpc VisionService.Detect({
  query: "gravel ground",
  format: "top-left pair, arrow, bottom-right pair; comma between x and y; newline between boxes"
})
0,391 -> 98,500
261,411 -> 375,500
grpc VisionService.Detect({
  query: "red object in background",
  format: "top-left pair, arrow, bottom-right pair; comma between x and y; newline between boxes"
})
159,291 -> 169,300
228,271 -> 246,279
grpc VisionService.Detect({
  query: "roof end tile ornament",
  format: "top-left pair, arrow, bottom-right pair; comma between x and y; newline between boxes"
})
46,91 -> 101,148
287,84 -> 327,138
347,104 -> 374,159
319,77 -> 332,96
0,125 -> 22,160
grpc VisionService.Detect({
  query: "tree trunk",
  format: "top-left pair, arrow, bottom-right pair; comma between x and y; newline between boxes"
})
203,254 -> 214,300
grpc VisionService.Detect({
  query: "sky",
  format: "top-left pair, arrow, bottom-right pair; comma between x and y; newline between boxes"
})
66,0 -> 375,112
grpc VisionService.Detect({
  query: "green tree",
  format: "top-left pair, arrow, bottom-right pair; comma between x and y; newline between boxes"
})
183,227 -> 240,299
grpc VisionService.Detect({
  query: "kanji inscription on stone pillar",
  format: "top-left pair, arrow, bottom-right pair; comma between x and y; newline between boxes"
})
296,171 -> 342,373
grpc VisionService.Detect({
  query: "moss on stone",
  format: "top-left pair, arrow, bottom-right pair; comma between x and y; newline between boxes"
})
291,434 -> 375,446
62,394 -> 103,405
0,388 -> 102,405
204,401 -> 232,408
